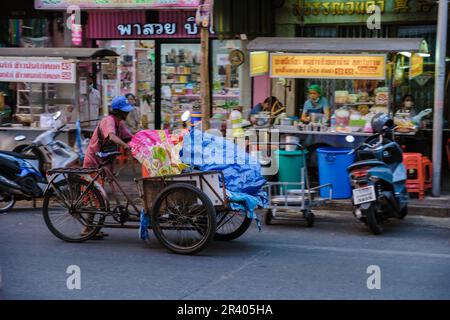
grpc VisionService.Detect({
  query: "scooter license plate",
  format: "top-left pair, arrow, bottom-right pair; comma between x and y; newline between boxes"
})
353,186 -> 376,205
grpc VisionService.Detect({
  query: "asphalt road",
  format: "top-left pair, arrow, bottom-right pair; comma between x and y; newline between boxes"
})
1,208 -> 450,300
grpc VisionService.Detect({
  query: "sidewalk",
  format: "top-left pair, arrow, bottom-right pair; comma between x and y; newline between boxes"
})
117,162 -> 450,218
319,196 -> 450,217
22,161 -> 440,219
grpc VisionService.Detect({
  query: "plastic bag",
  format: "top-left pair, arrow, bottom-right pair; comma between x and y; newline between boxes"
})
182,130 -> 267,220
130,130 -> 187,177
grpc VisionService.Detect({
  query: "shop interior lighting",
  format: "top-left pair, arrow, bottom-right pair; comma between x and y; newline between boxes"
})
222,40 -> 238,50
418,53 -> 431,58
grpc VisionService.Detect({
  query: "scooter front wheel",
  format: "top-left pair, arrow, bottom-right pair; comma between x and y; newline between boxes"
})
0,193 -> 15,213
364,203 -> 384,235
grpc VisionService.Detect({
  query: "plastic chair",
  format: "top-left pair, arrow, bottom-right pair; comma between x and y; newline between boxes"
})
403,153 -> 433,200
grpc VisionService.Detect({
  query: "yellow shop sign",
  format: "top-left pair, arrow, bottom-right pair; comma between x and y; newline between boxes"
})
410,53 -> 424,79
270,53 -> 386,80
250,51 -> 269,76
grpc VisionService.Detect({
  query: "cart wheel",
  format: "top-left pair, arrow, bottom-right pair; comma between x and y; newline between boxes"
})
151,183 -> 216,255
214,211 -> 252,241
43,177 -> 106,243
303,210 -> 315,228
265,209 -> 273,225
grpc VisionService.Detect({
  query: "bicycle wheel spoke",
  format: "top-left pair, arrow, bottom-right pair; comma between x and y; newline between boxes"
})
43,177 -> 106,242
152,184 -> 216,254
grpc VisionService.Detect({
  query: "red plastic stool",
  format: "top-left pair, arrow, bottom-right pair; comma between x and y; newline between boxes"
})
403,153 -> 432,200
422,156 -> 433,192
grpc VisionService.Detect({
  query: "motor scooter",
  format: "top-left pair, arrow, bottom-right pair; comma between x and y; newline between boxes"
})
0,112 -> 79,212
346,113 -> 408,235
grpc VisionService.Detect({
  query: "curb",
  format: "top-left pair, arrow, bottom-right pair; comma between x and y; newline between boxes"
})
316,200 -> 450,218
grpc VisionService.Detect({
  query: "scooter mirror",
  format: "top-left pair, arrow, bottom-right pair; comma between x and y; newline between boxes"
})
181,110 -> 191,122
345,135 -> 355,143
53,111 -> 62,121
14,135 -> 26,142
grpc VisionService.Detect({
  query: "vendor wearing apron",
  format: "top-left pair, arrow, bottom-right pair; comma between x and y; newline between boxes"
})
301,84 -> 331,124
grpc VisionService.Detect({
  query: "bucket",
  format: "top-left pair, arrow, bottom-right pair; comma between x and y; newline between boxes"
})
275,149 -> 308,190
317,147 -> 355,199
284,135 -> 300,151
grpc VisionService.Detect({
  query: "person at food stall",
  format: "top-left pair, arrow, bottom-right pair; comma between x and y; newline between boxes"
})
396,94 -> 416,116
81,95 -> 134,239
300,84 -> 330,124
125,93 -> 141,133
249,96 -> 281,125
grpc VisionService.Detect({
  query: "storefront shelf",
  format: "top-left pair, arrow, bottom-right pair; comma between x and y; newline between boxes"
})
334,102 -> 375,106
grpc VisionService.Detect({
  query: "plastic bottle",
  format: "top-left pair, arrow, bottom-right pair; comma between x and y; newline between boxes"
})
330,115 -> 337,132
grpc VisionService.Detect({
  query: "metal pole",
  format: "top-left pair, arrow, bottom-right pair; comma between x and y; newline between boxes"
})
432,0 -> 448,197
199,0 -> 211,131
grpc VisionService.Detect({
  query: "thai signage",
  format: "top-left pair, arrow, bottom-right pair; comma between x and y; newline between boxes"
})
250,51 -> 269,77
410,53 -> 424,79
116,16 -> 214,37
35,0 -> 200,9
0,58 -> 76,84
117,17 -> 214,37
287,0 -> 438,24
270,53 -> 386,80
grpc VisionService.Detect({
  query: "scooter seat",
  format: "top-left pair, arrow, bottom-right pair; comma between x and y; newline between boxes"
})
0,151 -> 37,160
347,160 -> 388,172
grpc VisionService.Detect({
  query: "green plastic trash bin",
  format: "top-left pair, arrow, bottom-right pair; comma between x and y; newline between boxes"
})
275,149 -> 309,190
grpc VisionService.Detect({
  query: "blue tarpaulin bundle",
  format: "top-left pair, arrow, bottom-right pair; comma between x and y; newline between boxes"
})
181,130 -> 268,224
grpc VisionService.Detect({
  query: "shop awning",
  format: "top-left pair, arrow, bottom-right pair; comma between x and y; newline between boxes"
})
0,48 -> 118,59
247,37 -> 428,54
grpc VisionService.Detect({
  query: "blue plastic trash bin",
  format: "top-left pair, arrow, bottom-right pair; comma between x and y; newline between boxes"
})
317,147 -> 355,199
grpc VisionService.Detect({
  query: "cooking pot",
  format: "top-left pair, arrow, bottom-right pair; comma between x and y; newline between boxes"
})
280,118 -> 293,126
255,113 -> 271,126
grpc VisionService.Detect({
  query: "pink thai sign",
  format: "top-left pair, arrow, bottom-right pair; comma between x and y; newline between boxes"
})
87,11 -> 214,39
0,58 -> 76,84
35,0 -> 200,10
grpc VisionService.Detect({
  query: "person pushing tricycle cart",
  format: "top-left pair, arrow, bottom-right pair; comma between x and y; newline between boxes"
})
42,96 -> 260,255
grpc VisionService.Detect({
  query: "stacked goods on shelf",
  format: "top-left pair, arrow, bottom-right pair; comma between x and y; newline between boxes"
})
375,87 -> 389,105
334,91 -> 349,104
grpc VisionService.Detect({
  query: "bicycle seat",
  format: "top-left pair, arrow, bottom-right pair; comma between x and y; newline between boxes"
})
95,151 -> 122,160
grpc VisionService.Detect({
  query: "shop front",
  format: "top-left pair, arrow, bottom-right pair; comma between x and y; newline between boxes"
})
86,9 -> 247,131
0,47 -> 118,150
246,37 -> 435,185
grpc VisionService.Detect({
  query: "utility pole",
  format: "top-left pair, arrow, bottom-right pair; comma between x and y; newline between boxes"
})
198,0 -> 212,131
432,0 -> 448,197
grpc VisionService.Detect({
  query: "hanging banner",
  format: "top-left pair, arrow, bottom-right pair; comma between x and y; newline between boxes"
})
35,0 -> 200,10
0,58 -> 76,84
410,53 -> 424,79
250,51 -> 269,77
270,53 -> 386,80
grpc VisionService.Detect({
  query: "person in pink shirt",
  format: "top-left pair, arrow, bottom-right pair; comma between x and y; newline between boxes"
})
83,96 -> 134,169
82,96 -> 134,239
